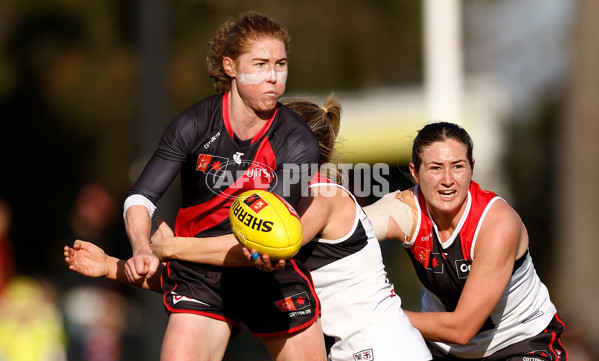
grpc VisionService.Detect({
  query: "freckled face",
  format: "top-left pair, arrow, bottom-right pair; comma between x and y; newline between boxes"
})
229,37 -> 288,115
410,138 -> 473,220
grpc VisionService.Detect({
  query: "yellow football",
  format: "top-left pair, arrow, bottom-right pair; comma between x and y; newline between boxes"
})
229,190 -> 303,260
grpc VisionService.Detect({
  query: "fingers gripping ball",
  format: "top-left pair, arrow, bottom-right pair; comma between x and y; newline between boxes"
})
230,190 -> 302,260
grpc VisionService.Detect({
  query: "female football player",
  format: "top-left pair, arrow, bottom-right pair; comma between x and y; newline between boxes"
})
120,11 -> 325,361
364,122 -> 567,360
65,96 -> 432,361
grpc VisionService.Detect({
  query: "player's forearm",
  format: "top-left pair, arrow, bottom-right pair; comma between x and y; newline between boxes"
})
405,310 -> 474,345
124,205 -> 153,253
105,255 -> 122,280
168,234 -> 253,267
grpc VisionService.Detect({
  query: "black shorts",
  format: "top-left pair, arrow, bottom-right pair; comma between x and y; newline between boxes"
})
427,314 -> 567,361
161,259 -> 320,337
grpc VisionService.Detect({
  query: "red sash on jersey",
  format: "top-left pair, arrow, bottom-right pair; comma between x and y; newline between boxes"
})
174,93 -> 279,237
413,181 -> 498,262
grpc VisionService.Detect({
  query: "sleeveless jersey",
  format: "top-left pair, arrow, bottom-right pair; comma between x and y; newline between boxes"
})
299,176 -> 431,361
406,181 -> 557,358
128,92 -> 320,237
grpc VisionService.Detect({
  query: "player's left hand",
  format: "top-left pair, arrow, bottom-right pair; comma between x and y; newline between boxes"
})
150,217 -> 176,261
242,247 -> 286,272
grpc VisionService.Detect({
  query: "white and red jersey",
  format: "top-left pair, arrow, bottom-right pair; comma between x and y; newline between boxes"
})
298,175 -> 431,361
406,180 -> 557,358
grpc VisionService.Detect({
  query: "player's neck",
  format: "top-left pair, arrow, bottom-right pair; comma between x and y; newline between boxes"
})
228,93 -> 269,141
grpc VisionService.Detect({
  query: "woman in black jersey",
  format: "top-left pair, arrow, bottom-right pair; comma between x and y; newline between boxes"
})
120,12 -> 325,361
65,96 -> 433,361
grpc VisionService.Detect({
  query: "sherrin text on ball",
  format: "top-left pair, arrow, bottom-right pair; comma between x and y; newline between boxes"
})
229,190 -> 302,260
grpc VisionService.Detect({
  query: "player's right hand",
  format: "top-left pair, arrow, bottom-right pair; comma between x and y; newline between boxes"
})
242,247 -> 286,272
125,250 -> 160,282
64,240 -> 109,278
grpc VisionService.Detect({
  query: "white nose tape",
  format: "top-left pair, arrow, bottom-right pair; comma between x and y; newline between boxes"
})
237,68 -> 287,85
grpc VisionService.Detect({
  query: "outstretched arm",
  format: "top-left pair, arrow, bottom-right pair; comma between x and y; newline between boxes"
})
64,239 -> 163,293
149,219 -> 254,267
150,188 -> 337,272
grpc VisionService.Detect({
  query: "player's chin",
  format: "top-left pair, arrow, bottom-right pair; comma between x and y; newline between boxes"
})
255,100 -> 279,115
264,92 -> 282,104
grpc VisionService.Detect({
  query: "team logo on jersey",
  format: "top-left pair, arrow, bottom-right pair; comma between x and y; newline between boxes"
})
353,348 -> 374,360
196,154 -> 212,171
413,246 -> 444,274
196,154 -> 229,173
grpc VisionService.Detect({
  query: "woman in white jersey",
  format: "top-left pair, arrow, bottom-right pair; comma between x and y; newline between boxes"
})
64,96 -> 431,361
364,122 -> 567,360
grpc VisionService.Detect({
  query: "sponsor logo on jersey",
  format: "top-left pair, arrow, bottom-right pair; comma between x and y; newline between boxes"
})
275,291 -> 310,313
233,151 -> 244,164
455,259 -> 471,279
244,162 -> 275,181
203,131 -> 221,150
353,349 -> 374,360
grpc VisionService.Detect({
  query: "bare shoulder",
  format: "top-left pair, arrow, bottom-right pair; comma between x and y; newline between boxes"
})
478,198 -> 528,258
487,198 -> 522,225
311,183 -> 357,240
310,183 -> 345,202
306,184 -> 353,217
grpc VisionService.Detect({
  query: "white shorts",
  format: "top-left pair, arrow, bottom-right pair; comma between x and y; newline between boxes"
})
326,295 -> 431,361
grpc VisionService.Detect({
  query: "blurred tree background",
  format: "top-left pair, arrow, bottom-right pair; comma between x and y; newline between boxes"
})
0,0 -> 423,271
0,1 -> 424,360
1,0 -> 597,360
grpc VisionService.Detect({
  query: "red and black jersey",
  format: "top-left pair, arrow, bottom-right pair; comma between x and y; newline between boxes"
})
128,92 -> 319,238
131,92 -> 321,337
